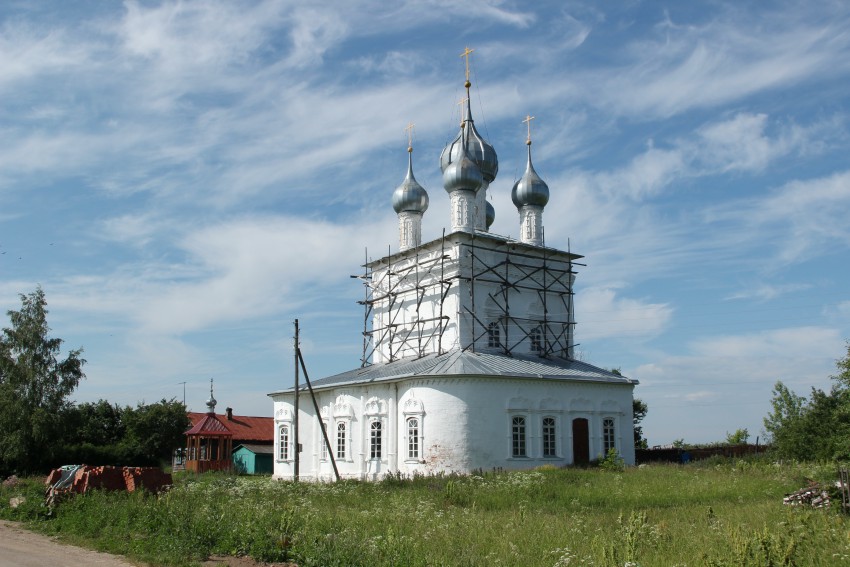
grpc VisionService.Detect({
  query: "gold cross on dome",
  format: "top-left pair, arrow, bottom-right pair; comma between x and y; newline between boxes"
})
460,46 -> 475,83
523,114 -> 535,143
457,96 -> 468,124
405,121 -> 415,150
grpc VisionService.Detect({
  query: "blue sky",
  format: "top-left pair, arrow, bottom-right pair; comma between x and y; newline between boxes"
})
2,0 -> 849,445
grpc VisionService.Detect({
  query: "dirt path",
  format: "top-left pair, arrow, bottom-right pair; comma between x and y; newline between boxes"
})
0,520 -> 141,566
0,520 -> 298,567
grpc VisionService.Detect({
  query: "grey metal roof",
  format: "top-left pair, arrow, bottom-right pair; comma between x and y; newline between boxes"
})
269,349 -> 636,396
233,443 -> 274,454
392,150 -> 429,214
511,143 -> 549,208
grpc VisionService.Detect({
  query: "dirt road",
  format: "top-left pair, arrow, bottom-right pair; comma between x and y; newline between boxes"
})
0,520 -> 297,567
0,520 -> 139,567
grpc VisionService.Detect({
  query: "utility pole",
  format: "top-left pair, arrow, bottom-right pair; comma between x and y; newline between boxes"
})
178,381 -> 187,408
294,319 -> 300,481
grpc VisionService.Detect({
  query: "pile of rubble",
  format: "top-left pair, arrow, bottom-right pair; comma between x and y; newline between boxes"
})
46,465 -> 172,498
783,481 -> 833,508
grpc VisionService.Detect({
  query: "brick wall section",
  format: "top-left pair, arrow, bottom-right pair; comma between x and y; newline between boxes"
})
46,466 -> 172,494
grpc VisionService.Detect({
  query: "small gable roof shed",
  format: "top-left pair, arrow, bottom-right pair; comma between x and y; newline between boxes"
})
232,443 -> 274,475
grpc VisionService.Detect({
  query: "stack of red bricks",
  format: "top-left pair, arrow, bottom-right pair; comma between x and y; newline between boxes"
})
46,465 -> 172,494
123,466 -> 172,492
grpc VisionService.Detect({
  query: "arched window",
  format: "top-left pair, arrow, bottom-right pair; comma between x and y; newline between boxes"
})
336,422 -> 347,459
407,417 -> 419,459
530,326 -> 542,353
278,424 -> 289,461
488,322 -> 501,348
542,416 -> 557,457
320,420 -> 329,461
370,421 -> 382,459
603,418 -> 616,453
512,416 -> 527,457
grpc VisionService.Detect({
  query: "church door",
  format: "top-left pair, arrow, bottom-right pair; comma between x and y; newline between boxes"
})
572,418 -> 589,465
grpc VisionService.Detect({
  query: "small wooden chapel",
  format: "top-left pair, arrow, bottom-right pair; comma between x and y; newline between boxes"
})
183,380 -> 234,473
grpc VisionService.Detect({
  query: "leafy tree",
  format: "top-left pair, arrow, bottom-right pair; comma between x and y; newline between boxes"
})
62,399 -> 126,446
632,398 -> 648,449
121,399 -> 189,465
725,428 -> 749,445
0,287 -> 85,474
763,342 -> 850,461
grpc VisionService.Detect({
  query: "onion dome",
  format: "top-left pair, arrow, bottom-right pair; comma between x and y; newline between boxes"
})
205,378 -> 217,413
485,200 -> 495,229
511,141 -> 549,208
440,99 -> 499,183
392,148 -> 429,213
443,149 -> 483,194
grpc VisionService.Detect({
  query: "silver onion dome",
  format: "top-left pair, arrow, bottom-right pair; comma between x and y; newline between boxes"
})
393,149 -> 429,213
205,378 -> 217,413
440,99 -> 498,183
443,149 -> 483,194
485,200 -> 495,228
511,142 -> 549,208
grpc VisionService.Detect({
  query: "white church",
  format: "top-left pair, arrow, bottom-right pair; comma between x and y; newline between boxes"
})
269,54 -> 637,481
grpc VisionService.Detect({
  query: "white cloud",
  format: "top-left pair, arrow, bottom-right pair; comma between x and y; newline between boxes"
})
689,326 -> 841,359
706,169 -> 850,266
584,7 -> 850,119
135,214 -> 392,334
725,283 -> 812,302
0,22 -> 91,92
575,287 -> 673,341
631,326 -> 844,443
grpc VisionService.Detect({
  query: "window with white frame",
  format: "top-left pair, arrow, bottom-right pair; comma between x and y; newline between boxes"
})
603,418 -> 616,453
407,417 -> 419,459
370,420 -> 382,459
511,415 -> 527,457
336,421 -> 347,459
488,322 -> 501,348
278,424 -> 289,461
320,420 -> 329,460
542,416 -> 557,457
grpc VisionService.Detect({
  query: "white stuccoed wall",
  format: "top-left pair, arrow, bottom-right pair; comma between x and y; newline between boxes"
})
270,375 -> 635,481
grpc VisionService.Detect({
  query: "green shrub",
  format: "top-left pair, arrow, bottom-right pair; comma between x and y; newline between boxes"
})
598,448 -> 625,472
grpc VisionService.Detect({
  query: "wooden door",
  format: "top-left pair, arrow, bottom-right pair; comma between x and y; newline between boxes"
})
572,418 -> 589,465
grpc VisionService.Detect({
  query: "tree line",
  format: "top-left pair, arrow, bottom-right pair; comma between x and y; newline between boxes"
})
0,288 -> 188,476
3,286 -> 847,474
764,341 -> 850,461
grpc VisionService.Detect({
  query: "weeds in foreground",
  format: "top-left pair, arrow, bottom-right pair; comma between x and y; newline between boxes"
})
0,459 -> 847,566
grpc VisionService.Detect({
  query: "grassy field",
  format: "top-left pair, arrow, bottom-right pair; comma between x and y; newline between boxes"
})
1,458 -> 848,566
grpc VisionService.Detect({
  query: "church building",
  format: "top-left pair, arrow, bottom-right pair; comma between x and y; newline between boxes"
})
269,53 -> 637,480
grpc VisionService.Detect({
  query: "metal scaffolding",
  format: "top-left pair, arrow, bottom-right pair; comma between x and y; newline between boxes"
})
356,233 -> 582,366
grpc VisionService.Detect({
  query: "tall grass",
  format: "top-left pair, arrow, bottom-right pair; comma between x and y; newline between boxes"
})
1,458 -> 848,566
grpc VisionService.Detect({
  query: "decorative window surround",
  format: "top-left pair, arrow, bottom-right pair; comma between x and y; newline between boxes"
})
511,415 -> 528,458
542,416 -> 557,458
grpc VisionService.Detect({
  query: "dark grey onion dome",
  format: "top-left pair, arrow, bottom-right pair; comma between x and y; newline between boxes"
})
393,149 -> 429,213
511,142 -> 549,208
443,149 -> 484,194
485,200 -> 495,228
440,100 -> 499,182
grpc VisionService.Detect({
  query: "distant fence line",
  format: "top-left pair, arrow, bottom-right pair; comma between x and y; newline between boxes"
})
636,444 -> 766,464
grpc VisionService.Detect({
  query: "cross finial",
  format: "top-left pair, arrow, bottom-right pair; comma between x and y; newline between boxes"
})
460,46 -> 475,87
457,96 -> 468,126
405,121 -> 415,153
206,377 -> 217,412
523,114 -> 535,145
